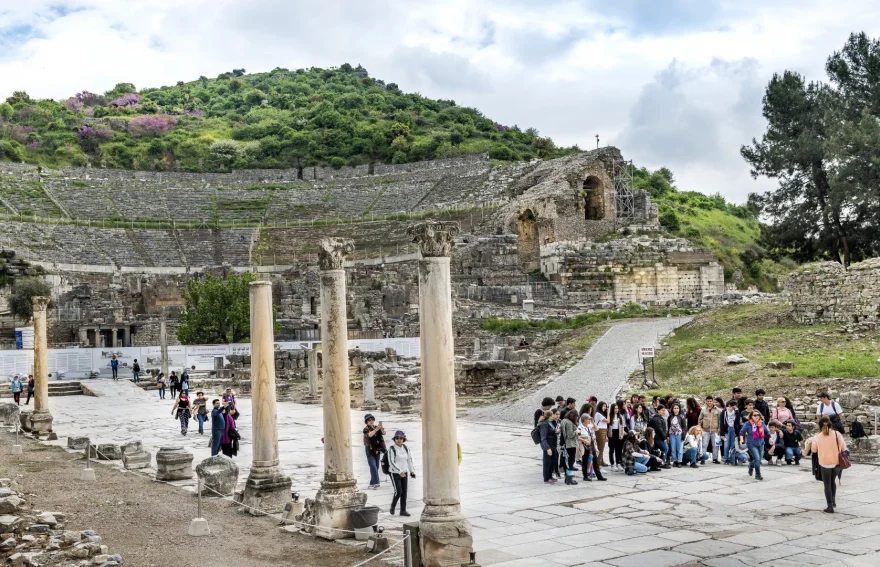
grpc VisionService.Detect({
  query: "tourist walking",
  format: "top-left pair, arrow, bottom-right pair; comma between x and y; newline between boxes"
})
740,410 -> 771,480
221,405 -> 239,458
594,401 -> 609,467
25,375 -> 34,405
157,373 -> 166,399
720,400 -> 742,465
171,391 -> 192,436
363,414 -> 386,489
180,372 -> 190,396
667,403 -> 687,467
132,359 -> 140,383
559,411 -> 579,484
192,391 -> 208,435
169,372 -> 179,398
110,355 -> 119,380
699,396 -> 722,463
539,409 -> 561,483
10,375 -> 22,405
606,402 -> 626,471
210,399 -> 225,456
387,431 -> 415,516
813,415 -> 848,513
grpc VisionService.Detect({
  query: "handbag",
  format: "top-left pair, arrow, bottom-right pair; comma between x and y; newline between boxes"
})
229,428 -> 241,442
836,434 -> 851,470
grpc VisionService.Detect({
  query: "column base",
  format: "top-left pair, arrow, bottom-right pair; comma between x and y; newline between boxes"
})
237,466 -> 291,516
29,410 -> 53,437
419,504 -> 473,567
361,401 -> 378,411
305,481 -> 367,540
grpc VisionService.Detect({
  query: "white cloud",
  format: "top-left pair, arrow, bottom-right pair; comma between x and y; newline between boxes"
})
1,0 -> 880,203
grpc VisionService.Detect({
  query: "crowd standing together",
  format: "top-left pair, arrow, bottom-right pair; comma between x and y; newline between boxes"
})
533,388 -> 850,513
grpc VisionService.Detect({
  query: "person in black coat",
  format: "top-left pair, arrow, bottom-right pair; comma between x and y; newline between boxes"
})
534,397 -> 555,428
539,409 -> 561,483
754,389 -> 771,422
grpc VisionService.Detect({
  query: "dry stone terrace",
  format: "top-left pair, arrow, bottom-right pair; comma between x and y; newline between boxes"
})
22,378 -> 880,567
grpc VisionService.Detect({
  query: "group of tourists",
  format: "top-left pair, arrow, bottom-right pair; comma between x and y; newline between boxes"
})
7,374 -> 34,406
362,413 -> 416,516
155,369 -> 191,400
534,388 -> 850,513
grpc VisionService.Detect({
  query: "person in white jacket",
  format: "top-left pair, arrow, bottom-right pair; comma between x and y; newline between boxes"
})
388,430 -> 416,516
682,426 -> 708,468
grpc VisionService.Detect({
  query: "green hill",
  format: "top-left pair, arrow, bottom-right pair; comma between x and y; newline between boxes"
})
0,64 -> 578,171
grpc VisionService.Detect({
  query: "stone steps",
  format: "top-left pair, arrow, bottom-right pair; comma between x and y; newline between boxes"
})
0,382 -> 83,397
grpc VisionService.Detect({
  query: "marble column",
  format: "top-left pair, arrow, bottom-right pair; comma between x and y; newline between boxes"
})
407,221 -> 472,566
31,296 -> 53,436
111,327 -> 118,347
307,346 -> 319,401
238,281 -> 291,514
361,362 -> 377,410
308,238 -> 366,539
159,314 -> 169,379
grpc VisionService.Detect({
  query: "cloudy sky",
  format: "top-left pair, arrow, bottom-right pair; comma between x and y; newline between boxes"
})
2,0 -> 879,202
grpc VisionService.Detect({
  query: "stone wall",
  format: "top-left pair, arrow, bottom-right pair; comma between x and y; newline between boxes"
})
540,236 -> 725,306
787,258 -> 880,325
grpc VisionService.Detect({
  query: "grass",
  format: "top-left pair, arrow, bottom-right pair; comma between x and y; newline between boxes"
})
481,303 -> 701,334
648,303 -> 880,395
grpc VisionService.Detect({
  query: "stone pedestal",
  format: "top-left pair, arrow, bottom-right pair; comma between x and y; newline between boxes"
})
239,281 -> 291,515
408,222 -> 473,567
397,393 -> 414,413
31,297 -> 53,436
156,446 -> 193,480
123,451 -> 152,470
196,456 -> 239,497
307,238 -> 367,539
95,444 -> 123,460
0,403 -> 19,427
362,363 -> 377,410
67,436 -> 90,450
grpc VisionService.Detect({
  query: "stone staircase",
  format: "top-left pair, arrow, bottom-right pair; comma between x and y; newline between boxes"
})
0,381 -> 84,398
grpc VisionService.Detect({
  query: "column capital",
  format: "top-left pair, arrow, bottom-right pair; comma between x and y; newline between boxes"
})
249,280 -> 272,289
318,238 -> 354,270
407,221 -> 460,257
32,296 -> 50,312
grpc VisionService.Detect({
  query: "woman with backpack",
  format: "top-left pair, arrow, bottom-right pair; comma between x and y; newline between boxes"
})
813,415 -> 848,513
538,409 -> 561,484
386,431 -> 415,516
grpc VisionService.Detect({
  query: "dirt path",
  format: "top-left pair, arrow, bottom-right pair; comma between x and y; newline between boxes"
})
0,431 -> 396,567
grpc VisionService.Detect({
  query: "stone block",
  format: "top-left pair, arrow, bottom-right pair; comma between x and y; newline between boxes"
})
0,403 -> 19,427
765,361 -> 794,370
95,444 -> 123,460
0,496 -> 24,514
195,456 -> 239,497
839,391 -> 864,411
726,354 -> 750,364
155,446 -> 193,481
67,436 -> 90,450
122,451 -> 151,470
120,440 -> 143,456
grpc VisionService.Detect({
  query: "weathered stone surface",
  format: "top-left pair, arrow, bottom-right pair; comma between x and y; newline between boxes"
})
155,446 -> 193,480
122,451 -> 151,470
68,436 -> 90,450
0,402 -> 20,426
95,444 -> 123,460
195,456 -> 239,497
788,258 -> 880,325
0,514 -> 21,532
839,391 -> 864,411
765,361 -> 794,370
726,354 -> 750,364
0,496 -> 24,514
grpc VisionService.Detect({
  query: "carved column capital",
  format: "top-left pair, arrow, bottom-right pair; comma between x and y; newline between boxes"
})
318,238 -> 354,270
407,221 -> 460,258
32,296 -> 50,313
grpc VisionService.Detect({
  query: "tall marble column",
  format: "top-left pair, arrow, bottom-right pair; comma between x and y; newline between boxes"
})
31,296 -> 53,436
306,346 -> 319,401
159,313 -> 169,379
407,221 -> 472,566
308,238 -> 366,539
238,281 -> 291,514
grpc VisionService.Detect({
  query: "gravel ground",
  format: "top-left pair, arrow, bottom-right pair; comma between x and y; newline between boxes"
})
0,432 -> 383,567
474,318 -> 690,424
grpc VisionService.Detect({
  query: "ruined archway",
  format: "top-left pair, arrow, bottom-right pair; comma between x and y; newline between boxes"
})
517,209 -> 539,269
583,176 -> 604,220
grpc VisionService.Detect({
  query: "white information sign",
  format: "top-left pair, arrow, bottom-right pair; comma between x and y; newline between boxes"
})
640,346 -> 655,359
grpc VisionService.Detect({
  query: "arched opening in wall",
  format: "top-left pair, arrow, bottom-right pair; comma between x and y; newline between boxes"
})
517,209 -> 540,269
583,176 -> 604,220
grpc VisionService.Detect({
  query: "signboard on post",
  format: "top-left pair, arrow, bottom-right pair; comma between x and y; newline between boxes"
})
15,328 -> 34,350
640,346 -> 655,359
639,346 -> 658,389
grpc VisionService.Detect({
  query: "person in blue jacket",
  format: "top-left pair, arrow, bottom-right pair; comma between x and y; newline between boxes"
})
740,410 -> 771,481
110,355 -> 119,380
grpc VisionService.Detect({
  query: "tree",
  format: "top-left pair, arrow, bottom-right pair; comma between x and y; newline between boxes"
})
9,277 -> 51,323
177,272 -> 274,344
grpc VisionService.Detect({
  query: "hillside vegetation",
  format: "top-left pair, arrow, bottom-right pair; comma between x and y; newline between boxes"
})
0,65 -> 577,171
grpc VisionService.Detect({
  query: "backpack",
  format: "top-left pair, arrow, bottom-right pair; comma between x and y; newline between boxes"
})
850,420 -> 867,439
133,362 -> 140,372
530,424 -> 542,445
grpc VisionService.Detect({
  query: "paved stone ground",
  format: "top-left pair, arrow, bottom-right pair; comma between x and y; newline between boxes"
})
37,379 -> 880,566
475,318 -> 690,425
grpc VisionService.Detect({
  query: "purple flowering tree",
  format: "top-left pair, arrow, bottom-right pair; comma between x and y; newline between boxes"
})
128,113 -> 178,136
64,98 -> 84,112
76,122 -> 113,152
495,122 -> 509,132
76,91 -> 104,106
111,93 -> 142,108
11,125 -> 33,143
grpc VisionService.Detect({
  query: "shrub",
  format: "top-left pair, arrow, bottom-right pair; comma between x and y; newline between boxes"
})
0,140 -> 23,161
128,113 -> 178,136
659,209 -> 680,233
330,156 -> 346,169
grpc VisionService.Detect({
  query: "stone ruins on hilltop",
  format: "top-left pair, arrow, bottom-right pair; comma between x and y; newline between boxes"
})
0,148 -> 725,351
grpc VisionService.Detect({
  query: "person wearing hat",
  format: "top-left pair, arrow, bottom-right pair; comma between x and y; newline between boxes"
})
388,431 -> 415,516
363,414 -> 385,489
